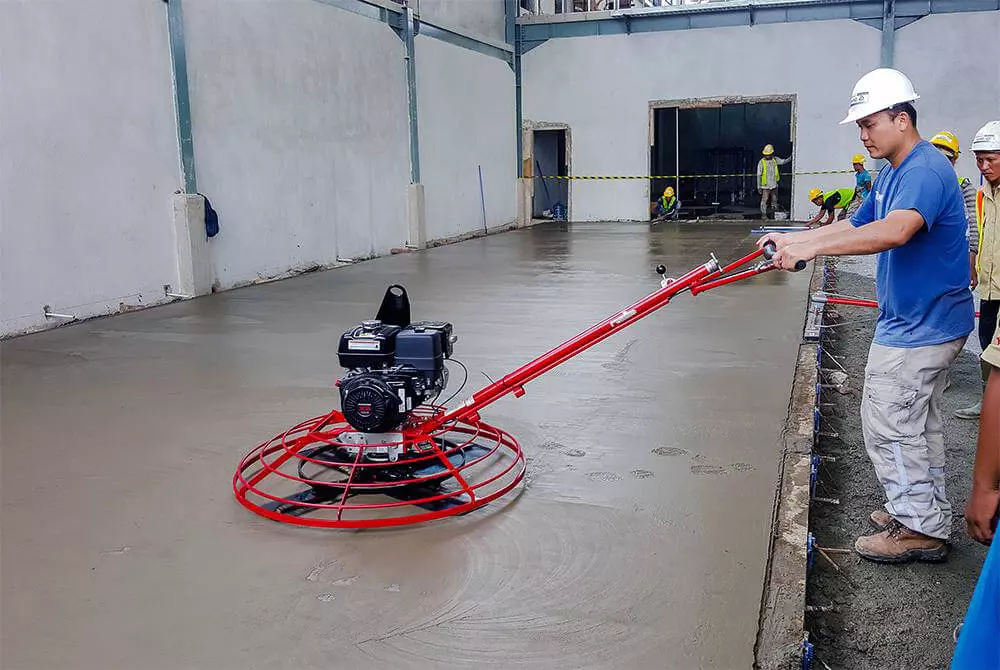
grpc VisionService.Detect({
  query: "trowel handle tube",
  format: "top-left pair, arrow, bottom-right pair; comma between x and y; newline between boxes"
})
422,258 -> 720,432
690,264 -> 777,295
708,247 -> 765,281
812,294 -> 879,309
815,293 -> 979,318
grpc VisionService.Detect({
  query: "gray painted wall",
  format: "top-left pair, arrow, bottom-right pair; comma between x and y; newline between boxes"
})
0,0 -> 180,336
183,0 -> 410,286
416,35 -> 516,240
418,0 -> 507,43
522,12 -> 999,221
1,0 -> 515,337
895,11 -> 1000,185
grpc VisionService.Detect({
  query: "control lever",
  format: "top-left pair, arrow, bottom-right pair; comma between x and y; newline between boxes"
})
762,241 -> 807,272
655,264 -> 674,288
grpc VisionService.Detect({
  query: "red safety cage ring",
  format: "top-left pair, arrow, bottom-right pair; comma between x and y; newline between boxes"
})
233,406 -> 526,529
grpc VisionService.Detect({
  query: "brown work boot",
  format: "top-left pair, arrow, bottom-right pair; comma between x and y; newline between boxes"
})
854,519 -> 949,563
869,509 -> 893,531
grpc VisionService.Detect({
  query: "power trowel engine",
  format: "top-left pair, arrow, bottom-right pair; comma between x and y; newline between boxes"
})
336,287 -> 455,462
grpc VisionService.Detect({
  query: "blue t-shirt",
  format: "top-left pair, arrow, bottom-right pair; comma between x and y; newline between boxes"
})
850,140 -> 974,347
855,170 -> 872,197
951,538 -> 1000,669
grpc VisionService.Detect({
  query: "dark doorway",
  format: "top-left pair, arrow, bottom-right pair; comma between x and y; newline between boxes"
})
651,101 -> 793,219
533,129 -> 568,219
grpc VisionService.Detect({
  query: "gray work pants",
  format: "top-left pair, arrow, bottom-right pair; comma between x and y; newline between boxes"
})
861,338 -> 966,539
760,188 -> 778,216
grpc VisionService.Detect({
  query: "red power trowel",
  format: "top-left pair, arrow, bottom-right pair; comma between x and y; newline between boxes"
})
233,243 -> 800,529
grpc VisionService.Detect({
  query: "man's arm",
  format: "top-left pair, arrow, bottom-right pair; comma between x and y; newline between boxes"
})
967,366 -> 1000,544
771,209 -> 925,270
777,156 -> 792,166
756,161 -> 763,189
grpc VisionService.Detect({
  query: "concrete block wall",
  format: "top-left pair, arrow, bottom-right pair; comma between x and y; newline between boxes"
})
0,0 -> 181,336
521,11 -> 999,222
419,0 -> 507,43
182,0 -> 410,286
416,35 -> 516,241
1,0 -> 515,337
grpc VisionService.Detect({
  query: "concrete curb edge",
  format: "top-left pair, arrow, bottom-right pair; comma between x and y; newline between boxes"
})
753,260 -> 824,669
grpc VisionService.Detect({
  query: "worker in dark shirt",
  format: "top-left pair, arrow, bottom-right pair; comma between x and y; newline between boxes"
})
805,186 -> 856,227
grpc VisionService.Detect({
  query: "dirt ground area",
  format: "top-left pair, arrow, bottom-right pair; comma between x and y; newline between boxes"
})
806,258 -> 988,670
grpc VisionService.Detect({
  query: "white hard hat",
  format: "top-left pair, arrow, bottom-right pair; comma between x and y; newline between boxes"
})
840,68 -> 920,125
971,121 -> 1000,152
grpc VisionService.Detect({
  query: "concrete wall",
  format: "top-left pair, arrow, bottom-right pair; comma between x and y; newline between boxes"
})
895,11 -> 1000,185
2,0 -> 518,338
522,13 -> 999,221
183,0 -> 410,286
523,19 -> 880,221
416,35 -> 517,240
419,0 -> 507,43
0,0 -> 180,336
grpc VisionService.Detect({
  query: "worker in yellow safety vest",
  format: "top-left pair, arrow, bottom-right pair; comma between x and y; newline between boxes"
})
805,187 -> 856,227
956,120 -> 1000,420
651,186 -> 680,222
756,144 -> 792,219
930,130 -> 980,292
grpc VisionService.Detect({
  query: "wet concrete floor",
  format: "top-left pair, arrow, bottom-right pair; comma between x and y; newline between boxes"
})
2,222 -> 810,669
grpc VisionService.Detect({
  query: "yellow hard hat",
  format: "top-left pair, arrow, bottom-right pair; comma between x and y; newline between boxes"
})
664,186 -> 674,197
762,144 -> 775,156
930,131 -> 960,156
851,153 -> 866,165
809,187 -> 824,201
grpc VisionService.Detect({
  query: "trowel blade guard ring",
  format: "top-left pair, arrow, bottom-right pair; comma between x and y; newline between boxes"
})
233,406 -> 525,529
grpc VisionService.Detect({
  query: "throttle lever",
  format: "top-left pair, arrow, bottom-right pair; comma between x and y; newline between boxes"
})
655,264 -> 675,289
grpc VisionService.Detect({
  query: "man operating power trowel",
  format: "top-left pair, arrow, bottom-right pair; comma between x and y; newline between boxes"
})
760,68 -> 976,563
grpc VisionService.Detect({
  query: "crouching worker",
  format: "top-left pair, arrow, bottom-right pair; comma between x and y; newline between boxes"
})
805,187 -> 856,227
651,186 -> 680,222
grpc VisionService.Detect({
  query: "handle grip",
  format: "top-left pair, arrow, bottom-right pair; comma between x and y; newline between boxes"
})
761,241 -> 806,271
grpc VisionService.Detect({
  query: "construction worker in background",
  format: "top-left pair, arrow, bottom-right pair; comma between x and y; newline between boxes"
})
756,144 -> 791,219
954,121 -> 1000,420
930,130 -> 980,295
651,186 -> 680,222
846,153 -> 873,218
805,187 -> 856,227
760,68 -> 975,563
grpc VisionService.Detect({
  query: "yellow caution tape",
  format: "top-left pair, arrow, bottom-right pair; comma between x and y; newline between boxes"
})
539,169 -> 872,180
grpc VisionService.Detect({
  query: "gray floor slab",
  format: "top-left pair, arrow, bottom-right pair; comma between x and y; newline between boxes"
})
1,222 -> 810,670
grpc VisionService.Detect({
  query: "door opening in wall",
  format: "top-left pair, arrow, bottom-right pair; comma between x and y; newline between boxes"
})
533,129 -> 568,220
650,100 -> 793,220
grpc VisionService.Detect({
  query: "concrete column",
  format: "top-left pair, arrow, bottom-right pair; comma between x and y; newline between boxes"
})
407,183 -> 427,249
516,178 -> 533,228
171,193 -> 213,296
